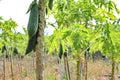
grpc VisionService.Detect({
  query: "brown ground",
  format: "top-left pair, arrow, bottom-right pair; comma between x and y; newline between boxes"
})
0,55 -> 120,80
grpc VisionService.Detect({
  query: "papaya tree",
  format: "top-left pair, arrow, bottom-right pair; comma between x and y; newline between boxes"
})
100,21 -> 120,80
25,0 -> 45,79
0,16 -> 18,80
25,0 -> 55,79
88,1 -> 120,80
46,0 -> 120,80
25,0 -> 120,80
48,0 -> 98,80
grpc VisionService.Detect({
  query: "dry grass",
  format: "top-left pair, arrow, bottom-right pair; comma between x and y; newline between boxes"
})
88,61 -> 111,80
0,55 -> 120,80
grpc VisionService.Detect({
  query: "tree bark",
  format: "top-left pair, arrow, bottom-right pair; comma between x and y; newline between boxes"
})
80,62 -> 83,80
63,55 -> 68,80
35,0 -> 45,80
10,50 -> 14,80
63,52 -> 71,80
84,51 -> 88,80
2,51 -> 6,80
66,55 -> 71,80
76,59 -> 80,80
110,57 -> 115,80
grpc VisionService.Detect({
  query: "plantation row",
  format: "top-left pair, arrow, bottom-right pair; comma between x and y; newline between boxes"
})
0,0 -> 120,80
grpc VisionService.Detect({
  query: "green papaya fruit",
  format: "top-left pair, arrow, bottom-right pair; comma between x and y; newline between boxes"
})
25,33 -> 37,55
48,0 -> 53,10
58,42 -> 63,59
64,50 -> 67,57
2,45 -> 7,53
13,47 -> 18,55
27,2 -> 38,38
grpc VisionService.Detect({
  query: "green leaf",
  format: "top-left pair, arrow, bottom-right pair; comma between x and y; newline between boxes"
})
0,16 -> 3,20
62,30 -> 72,39
107,12 -> 117,20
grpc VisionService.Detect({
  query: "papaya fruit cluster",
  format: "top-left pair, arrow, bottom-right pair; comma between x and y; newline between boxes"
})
25,0 -> 38,54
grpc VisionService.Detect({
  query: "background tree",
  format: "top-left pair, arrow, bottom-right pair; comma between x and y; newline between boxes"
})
46,0 -> 120,80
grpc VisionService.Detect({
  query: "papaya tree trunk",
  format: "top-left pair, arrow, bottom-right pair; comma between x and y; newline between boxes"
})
10,50 -> 14,80
77,59 -> 83,80
80,62 -> 83,80
35,0 -> 45,80
63,55 -> 68,80
110,57 -> 115,80
63,52 -> 71,80
84,51 -> 88,80
58,60 -> 63,80
2,51 -> 6,80
76,59 -> 80,80
66,54 -> 71,80
116,62 -> 119,74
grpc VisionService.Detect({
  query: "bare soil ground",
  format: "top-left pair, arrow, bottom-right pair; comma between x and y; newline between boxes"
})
0,55 -> 120,80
